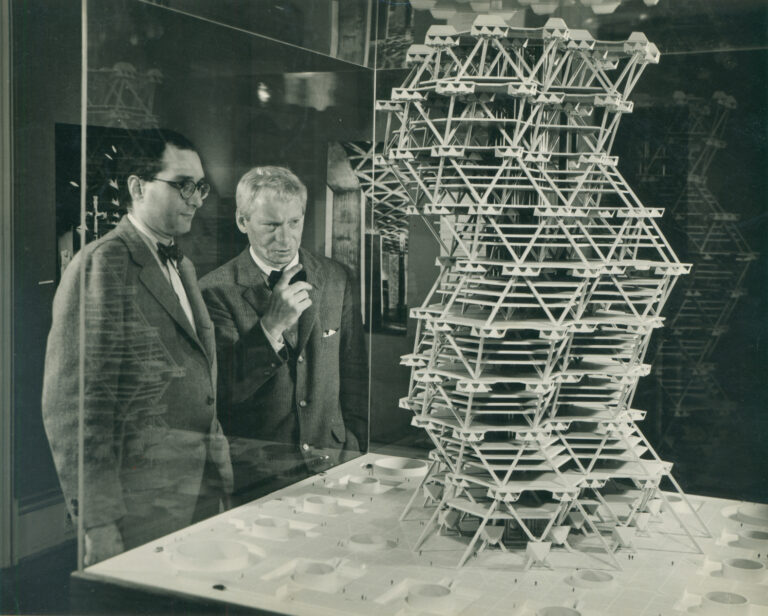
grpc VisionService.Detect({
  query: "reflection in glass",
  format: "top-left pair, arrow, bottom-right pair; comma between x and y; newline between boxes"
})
43,0 -> 375,568
44,128 -> 232,567
344,142 -> 410,331
129,0 -> 375,67
631,92 -> 758,484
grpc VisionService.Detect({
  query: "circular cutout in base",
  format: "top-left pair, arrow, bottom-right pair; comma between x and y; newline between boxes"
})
660,494 -> 689,514
722,557 -> 765,582
304,495 -> 339,515
292,561 -> 338,592
250,516 -> 290,540
723,503 -> 768,529
406,583 -> 452,613
170,539 -> 251,572
348,475 -> 381,494
568,569 -> 614,588
348,533 -> 388,552
576,570 -> 612,583
374,457 -> 428,479
737,503 -> 768,527
738,528 -> 768,550
701,591 -> 748,615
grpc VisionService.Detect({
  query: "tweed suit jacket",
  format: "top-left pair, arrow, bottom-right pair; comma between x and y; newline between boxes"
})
200,247 -> 368,477
42,217 -> 233,548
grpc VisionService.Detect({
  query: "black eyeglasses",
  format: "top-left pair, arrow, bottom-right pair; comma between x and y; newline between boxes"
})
147,177 -> 211,201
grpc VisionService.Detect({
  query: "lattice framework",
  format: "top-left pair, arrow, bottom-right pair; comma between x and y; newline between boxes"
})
378,16 -> 706,568
342,142 -> 411,252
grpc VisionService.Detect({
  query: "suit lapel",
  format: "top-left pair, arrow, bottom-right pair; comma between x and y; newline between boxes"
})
242,284 -> 271,316
235,249 -> 272,316
178,258 -> 215,364
296,248 -> 323,354
117,218 -> 209,360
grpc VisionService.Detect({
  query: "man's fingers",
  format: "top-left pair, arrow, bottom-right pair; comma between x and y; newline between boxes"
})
288,291 -> 312,309
287,281 -> 313,294
265,266 -> 312,331
275,283 -> 312,304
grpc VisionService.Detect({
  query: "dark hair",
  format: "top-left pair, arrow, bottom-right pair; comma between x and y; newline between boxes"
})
117,128 -> 198,208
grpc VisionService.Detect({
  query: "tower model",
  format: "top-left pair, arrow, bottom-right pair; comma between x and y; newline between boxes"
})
378,16 -> 707,568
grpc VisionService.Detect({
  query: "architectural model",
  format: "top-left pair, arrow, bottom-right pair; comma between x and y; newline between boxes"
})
377,17 -> 706,568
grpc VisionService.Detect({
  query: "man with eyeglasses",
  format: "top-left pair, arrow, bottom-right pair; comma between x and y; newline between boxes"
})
42,129 -> 232,565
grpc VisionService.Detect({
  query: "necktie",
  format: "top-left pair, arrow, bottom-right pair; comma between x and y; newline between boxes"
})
264,267 -> 307,349
267,269 -> 282,290
157,242 -> 184,265
266,268 -> 307,290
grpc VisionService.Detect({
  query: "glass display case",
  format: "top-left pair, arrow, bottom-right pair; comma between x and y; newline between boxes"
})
6,0 -> 766,613
55,0 -> 377,569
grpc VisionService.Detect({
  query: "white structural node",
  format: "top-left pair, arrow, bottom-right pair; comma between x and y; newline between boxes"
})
378,16 -> 707,568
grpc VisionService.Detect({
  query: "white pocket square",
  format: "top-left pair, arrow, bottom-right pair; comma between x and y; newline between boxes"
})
323,329 -> 338,338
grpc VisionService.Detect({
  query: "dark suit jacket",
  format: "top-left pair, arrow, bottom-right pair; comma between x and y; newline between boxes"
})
200,247 -> 367,480
42,217 -> 232,549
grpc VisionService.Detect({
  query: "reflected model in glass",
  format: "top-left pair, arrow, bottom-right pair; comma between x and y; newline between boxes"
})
343,142 -> 410,331
633,91 -> 759,484
639,92 -> 756,415
41,129 -> 233,566
200,167 -> 368,503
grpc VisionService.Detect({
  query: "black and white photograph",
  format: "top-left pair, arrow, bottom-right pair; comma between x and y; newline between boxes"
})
1,1 -> 766,615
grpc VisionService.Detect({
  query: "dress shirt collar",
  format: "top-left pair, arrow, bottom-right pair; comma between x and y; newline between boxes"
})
127,213 -> 173,247
248,246 -> 299,278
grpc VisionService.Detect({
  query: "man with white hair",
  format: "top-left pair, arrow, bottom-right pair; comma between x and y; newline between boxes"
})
200,166 -> 367,499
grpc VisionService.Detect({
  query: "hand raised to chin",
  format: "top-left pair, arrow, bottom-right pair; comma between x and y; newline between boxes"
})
260,263 -> 313,340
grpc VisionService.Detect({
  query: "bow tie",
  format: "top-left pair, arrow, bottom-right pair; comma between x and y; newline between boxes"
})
157,242 -> 183,265
266,268 -> 307,290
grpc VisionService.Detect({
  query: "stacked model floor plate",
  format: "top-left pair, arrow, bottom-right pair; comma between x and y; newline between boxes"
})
378,16 -> 706,568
